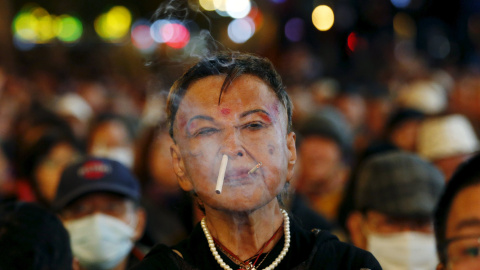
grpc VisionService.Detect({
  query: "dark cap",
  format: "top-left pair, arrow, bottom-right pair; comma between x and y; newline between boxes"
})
354,151 -> 444,217
52,157 -> 140,211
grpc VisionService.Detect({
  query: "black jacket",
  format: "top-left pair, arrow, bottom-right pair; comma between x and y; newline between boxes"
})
131,215 -> 381,270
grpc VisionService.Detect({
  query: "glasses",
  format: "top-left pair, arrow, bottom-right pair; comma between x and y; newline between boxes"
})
444,235 -> 480,270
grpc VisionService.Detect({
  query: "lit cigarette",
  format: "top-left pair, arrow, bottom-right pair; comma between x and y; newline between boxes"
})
248,162 -> 262,175
215,154 -> 228,194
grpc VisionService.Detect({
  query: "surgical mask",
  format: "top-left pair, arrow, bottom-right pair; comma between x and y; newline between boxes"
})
65,213 -> 135,270
92,146 -> 134,168
367,231 -> 439,270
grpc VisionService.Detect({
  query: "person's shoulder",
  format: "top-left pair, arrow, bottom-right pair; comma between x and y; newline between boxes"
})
309,229 -> 382,270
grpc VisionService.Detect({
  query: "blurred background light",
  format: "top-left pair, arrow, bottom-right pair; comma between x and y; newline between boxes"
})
95,6 -> 132,42
312,5 -> 334,31
391,0 -> 411,9
228,17 -> 255,43
12,9 -> 37,42
347,32 -> 358,52
131,19 -> 155,52
162,22 -> 190,49
213,0 -> 227,11
393,13 -> 416,39
33,7 -> 56,43
285,17 -> 304,42
226,0 -> 251,19
199,0 -> 216,11
150,19 -> 169,43
56,15 -> 83,43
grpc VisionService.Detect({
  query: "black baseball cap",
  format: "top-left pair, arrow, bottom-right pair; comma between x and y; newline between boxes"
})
52,157 -> 140,211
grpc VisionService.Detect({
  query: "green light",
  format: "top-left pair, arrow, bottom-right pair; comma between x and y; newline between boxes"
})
57,15 -> 82,42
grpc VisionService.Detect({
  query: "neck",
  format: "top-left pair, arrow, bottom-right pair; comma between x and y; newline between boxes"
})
203,199 -> 284,261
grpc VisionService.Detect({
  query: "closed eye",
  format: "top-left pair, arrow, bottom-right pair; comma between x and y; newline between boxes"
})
192,127 -> 219,137
242,121 -> 266,130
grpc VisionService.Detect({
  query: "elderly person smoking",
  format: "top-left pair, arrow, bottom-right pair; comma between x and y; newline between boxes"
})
133,52 -> 381,270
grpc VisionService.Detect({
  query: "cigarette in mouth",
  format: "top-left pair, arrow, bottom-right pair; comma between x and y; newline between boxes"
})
215,154 -> 229,194
248,162 -> 262,175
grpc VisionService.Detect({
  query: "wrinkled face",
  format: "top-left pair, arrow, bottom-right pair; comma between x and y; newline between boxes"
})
171,75 -> 296,212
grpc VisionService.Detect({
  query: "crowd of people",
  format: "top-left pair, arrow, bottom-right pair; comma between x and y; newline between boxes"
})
1,44 -> 480,269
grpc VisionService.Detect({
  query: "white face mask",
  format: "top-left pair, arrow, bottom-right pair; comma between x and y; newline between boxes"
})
65,213 -> 135,270
92,146 -> 134,168
367,231 -> 439,270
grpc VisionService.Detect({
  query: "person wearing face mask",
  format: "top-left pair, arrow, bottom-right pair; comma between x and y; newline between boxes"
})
52,157 -> 147,270
347,151 -> 445,270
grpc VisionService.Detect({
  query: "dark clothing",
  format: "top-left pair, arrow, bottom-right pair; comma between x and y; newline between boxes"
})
131,215 -> 381,270
290,194 -> 333,231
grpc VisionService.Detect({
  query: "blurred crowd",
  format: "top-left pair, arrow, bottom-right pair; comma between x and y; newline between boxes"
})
1,42 -> 480,269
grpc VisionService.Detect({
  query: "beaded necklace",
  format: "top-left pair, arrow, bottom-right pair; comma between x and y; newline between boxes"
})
213,223 -> 283,269
201,209 -> 291,270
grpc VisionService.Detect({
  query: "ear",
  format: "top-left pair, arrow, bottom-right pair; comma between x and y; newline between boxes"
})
170,144 -> 194,192
347,211 -> 367,249
286,131 -> 297,183
132,207 -> 147,241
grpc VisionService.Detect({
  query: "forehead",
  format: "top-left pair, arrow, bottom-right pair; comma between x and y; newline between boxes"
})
176,74 -> 284,119
446,184 -> 480,237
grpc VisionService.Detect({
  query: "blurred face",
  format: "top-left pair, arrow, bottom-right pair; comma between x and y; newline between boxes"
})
35,142 -> 79,202
88,121 -> 134,167
149,132 -> 178,189
171,75 -> 296,212
390,120 -> 421,152
61,193 -> 136,224
443,184 -> 480,270
297,137 -> 345,196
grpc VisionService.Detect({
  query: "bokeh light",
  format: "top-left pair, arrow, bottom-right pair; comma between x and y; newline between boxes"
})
57,15 -> 83,43
312,5 -> 334,31
150,20 -> 169,43
199,0 -> 216,11
162,22 -> 190,49
214,0 -> 227,11
347,32 -> 358,52
226,0 -> 251,19
95,6 -> 132,42
285,18 -> 304,42
228,17 -> 255,43
391,0 -> 410,9
12,6 -> 58,44
131,20 -> 155,52
393,13 -> 416,39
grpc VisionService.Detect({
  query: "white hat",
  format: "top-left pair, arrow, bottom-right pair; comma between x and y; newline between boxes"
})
396,80 -> 447,114
55,93 -> 93,123
417,114 -> 479,160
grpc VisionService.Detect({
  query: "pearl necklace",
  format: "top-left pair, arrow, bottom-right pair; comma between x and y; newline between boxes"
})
201,209 -> 291,270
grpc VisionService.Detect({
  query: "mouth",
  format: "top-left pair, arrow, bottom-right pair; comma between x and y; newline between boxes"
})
224,168 -> 255,185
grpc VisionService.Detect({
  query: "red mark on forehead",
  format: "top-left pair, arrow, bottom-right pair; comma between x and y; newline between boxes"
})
220,108 -> 231,115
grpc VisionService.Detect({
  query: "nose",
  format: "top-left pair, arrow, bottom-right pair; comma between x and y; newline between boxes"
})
221,128 -> 245,158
